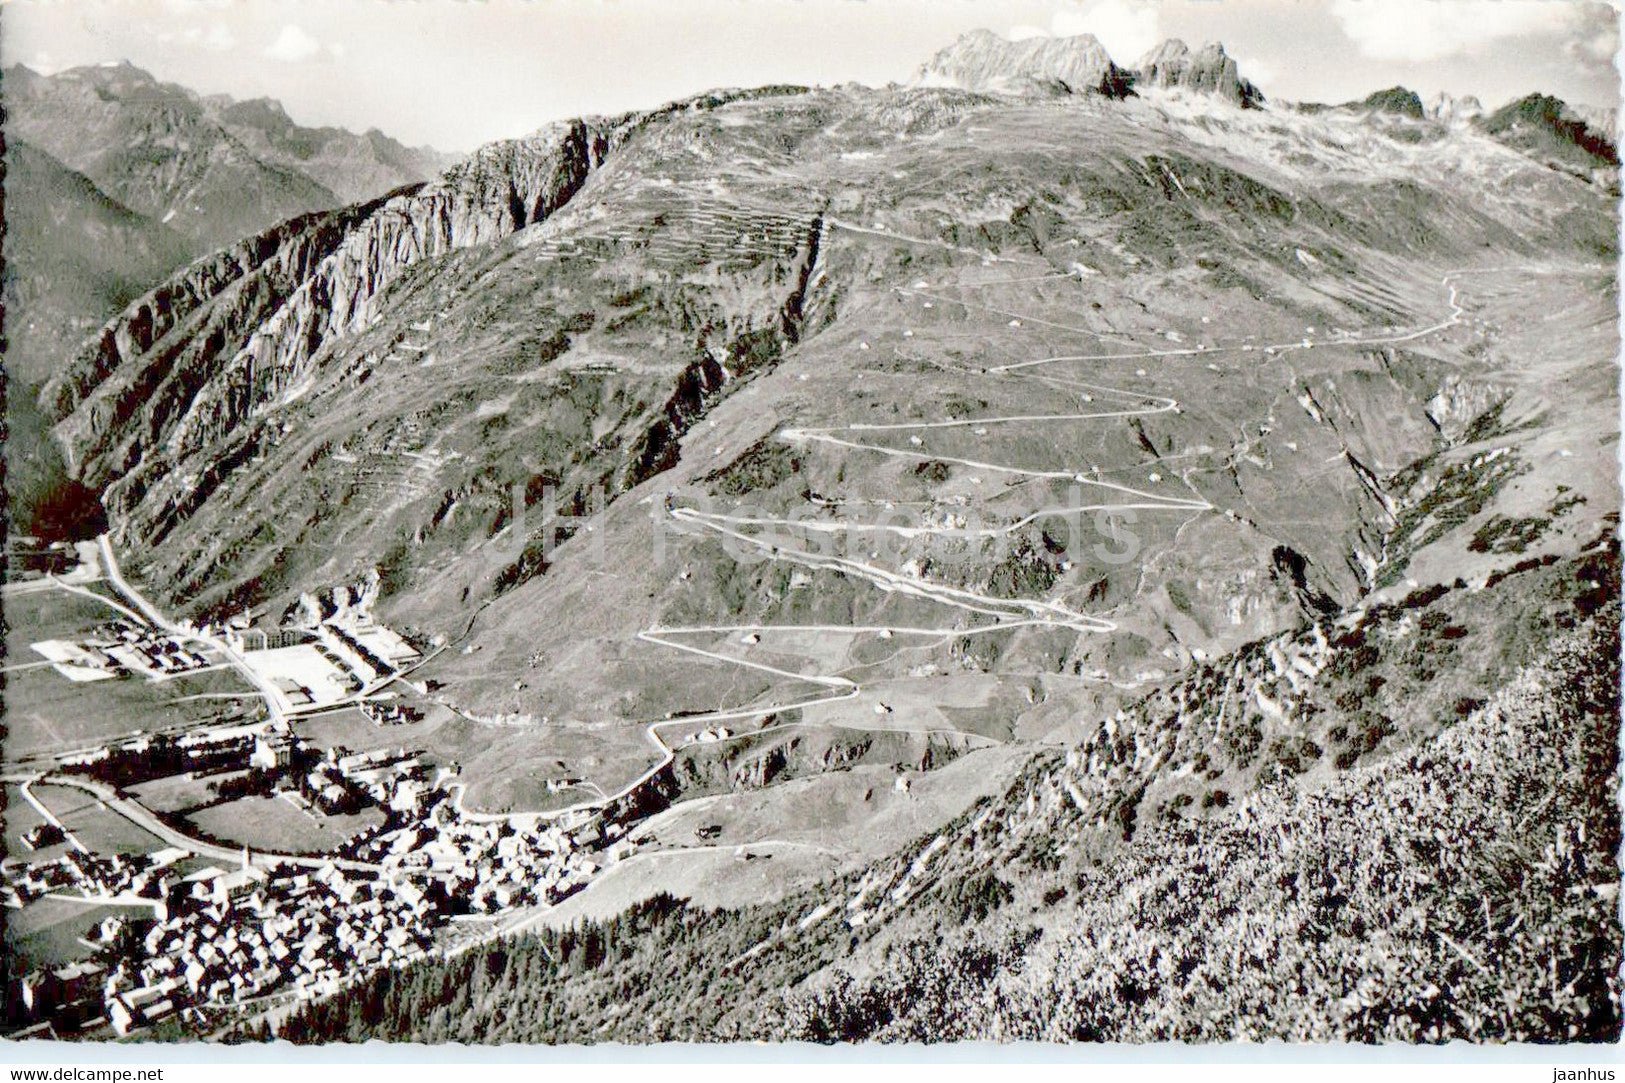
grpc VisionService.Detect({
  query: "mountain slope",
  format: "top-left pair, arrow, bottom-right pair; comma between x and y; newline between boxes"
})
22,33 -> 1622,1046
2,139 -> 193,386
1478,93 -> 1620,182
40,71 -> 1618,815
277,544 -> 1621,1043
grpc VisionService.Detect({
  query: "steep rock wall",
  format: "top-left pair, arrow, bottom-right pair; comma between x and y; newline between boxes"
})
50,120 -> 605,492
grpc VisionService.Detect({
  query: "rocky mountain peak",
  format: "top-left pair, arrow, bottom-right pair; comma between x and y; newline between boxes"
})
1132,38 -> 1263,108
913,29 -> 1133,98
214,96 -> 297,133
1354,86 -> 1426,118
1425,91 -> 1485,125
1478,92 -> 1620,175
1561,101 -> 1619,146
61,59 -> 158,86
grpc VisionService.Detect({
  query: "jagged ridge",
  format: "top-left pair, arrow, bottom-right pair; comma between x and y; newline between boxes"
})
1133,39 -> 1263,109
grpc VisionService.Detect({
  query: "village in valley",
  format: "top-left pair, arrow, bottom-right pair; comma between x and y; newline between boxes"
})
2,537 -> 628,1039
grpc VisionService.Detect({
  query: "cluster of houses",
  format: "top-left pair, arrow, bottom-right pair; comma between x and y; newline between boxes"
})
302,762 -> 360,815
344,793 -> 607,913
335,748 -> 430,806
452,817 -> 602,914
8,710 -> 634,1038
285,747 -> 615,914
16,960 -> 111,1035
101,790 -> 611,1032
29,620 -> 212,684
103,857 -> 440,1035
361,701 -> 423,726
9,792 -> 622,1038
298,745 -> 429,817
2,844 -> 189,911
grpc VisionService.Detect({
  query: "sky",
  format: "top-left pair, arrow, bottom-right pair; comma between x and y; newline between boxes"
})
3,0 -> 1619,152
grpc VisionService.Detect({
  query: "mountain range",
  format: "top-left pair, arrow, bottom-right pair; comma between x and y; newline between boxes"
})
916,31 -> 1261,108
3,60 -> 457,535
5,62 -> 453,252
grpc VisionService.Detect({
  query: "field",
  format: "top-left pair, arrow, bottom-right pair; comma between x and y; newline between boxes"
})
36,783 -> 169,856
1,584 -> 118,647
539,844 -> 840,926
795,672 -> 1034,742
640,744 -> 1027,856
183,795 -> 385,856
1,662 -> 259,761
5,895 -> 154,973
2,583 -> 263,762
293,704 -> 434,755
292,700 -> 662,816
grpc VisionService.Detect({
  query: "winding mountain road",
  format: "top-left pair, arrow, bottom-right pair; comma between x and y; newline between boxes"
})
614,229 -> 1501,815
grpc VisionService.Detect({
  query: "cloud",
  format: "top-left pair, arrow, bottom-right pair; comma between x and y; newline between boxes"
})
264,24 -> 324,63
1231,53 -> 1279,91
1565,1 -> 1621,71
1008,24 -> 1052,41
201,24 -> 237,51
1330,0 -> 1607,63
1050,0 -> 1162,60
164,23 -> 237,51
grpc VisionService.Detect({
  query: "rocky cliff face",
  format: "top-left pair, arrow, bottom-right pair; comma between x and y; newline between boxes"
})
35,62 -> 1618,825
165,124 -> 603,459
47,121 -> 602,487
43,198 -> 393,468
914,29 -> 1133,97
1132,39 -> 1263,108
1566,103 -> 1620,145
1478,93 -> 1621,180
